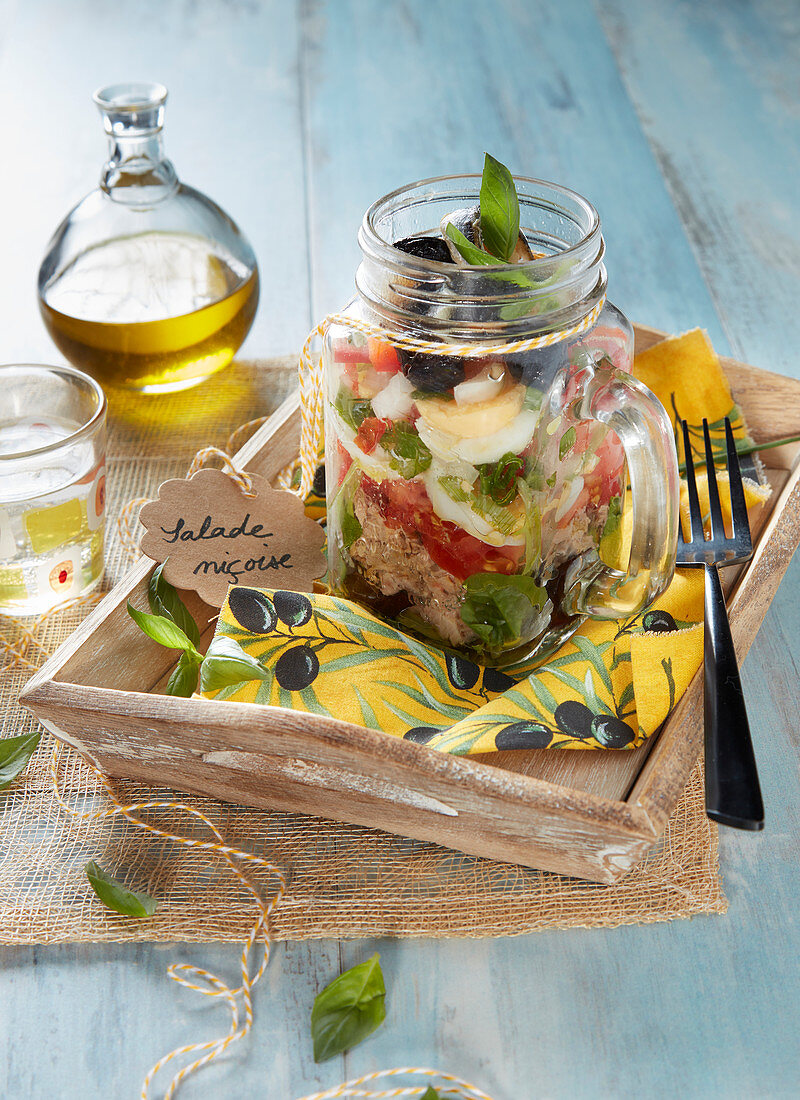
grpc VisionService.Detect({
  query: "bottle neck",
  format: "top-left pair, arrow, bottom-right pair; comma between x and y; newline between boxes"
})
94,82 -> 178,205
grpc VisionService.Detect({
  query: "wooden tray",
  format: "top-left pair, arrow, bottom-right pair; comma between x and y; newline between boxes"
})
20,326 -> 800,884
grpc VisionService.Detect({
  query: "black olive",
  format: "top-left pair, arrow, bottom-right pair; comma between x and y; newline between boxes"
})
312,463 -> 326,497
590,714 -> 636,748
274,645 -> 319,690
504,342 -> 569,384
554,700 -> 594,738
482,667 -> 516,693
273,591 -> 313,629
403,726 -> 443,744
642,609 -> 677,633
394,235 -> 454,264
445,653 -> 480,691
495,721 -> 553,750
228,587 -> 277,634
400,351 -> 466,393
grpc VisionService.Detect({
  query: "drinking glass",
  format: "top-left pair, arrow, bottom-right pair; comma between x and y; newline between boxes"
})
0,364 -> 107,615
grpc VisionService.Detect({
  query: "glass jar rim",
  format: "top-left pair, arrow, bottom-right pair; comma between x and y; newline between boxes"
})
360,172 -> 602,273
0,363 -> 107,462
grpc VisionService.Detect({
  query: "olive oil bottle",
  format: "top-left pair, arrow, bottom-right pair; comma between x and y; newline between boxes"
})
38,84 -> 259,393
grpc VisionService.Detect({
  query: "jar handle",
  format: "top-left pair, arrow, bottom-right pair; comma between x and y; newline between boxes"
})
563,364 -> 680,619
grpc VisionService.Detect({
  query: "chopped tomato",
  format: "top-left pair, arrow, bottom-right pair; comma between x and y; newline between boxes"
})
354,416 -> 390,454
336,441 -> 352,487
360,475 -> 522,583
332,338 -> 370,365
367,337 -> 402,373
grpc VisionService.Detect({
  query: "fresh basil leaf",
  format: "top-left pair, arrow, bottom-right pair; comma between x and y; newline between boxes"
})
148,563 -> 200,647
479,152 -> 520,263
165,651 -> 202,697
0,731 -> 41,792
421,1090 -> 441,1100
340,502 -> 363,549
545,471 -> 557,488
559,426 -> 577,459
444,222 -> 499,267
199,636 -> 272,693
311,953 -> 387,1063
85,861 -> 157,918
127,602 -> 200,656
445,224 -> 537,292
381,422 -> 432,478
334,389 -> 374,432
461,573 -> 548,652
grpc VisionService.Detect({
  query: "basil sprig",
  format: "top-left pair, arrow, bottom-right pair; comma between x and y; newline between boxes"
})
311,953 -> 387,1063
149,562 -> 200,647
127,570 -> 204,697
479,152 -> 521,262
199,637 -> 271,693
86,861 -> 157,918
0,731 -> 42,792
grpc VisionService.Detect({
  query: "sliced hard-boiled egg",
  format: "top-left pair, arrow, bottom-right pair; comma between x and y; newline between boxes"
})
422,470 -> 523,547
416,382 -> 525,439
417,408 -> 540,466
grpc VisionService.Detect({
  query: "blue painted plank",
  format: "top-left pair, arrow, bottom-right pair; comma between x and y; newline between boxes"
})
303,0 -> 728,345
597,0 -> 800,374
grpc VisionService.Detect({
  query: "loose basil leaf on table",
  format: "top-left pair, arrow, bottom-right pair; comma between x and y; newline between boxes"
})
199,636 -> 272,693
166,651 -> 203,697
479,151 -> 521,263
311,952 -> 387,1063
0,731 -> 42,791
126,602 -> 201,656
148,562 -> 201,648
85,861 -> 157,918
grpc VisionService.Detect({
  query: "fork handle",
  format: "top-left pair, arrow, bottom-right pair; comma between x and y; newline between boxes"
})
704,563 -> 764,831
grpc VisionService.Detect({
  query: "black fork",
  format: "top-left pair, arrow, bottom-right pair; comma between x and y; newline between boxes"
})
677,418 -> 764,831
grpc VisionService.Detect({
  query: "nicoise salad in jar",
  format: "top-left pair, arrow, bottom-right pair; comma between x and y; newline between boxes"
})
324,157 -> 679,665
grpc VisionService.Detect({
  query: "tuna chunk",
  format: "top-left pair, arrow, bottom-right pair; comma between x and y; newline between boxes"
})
349,481 -> 476,647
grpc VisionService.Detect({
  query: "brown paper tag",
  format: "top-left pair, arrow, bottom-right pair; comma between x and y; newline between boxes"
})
138,468 -> 326,607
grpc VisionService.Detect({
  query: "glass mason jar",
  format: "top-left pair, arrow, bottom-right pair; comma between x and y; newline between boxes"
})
38,83 -> 259,394
324,175 -> 679,664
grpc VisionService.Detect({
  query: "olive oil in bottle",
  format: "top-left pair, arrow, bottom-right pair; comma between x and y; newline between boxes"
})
40,232 -> 259,393
38,83 -> 259,394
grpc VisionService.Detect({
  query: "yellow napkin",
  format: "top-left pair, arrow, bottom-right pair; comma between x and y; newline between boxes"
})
199,330 -> 769,753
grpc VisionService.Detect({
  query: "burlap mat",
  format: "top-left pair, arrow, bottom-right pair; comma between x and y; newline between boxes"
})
0,357 -> 726,945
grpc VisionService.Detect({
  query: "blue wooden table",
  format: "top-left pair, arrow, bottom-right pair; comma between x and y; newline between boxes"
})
2,2 -> 799,1096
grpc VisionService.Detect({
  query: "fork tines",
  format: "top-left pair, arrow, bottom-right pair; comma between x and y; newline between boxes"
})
679,417 -> 752,563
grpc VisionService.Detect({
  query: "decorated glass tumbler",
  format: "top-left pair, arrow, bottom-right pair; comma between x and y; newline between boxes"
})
324,175 -> 680,664
0,364 -> 106,614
